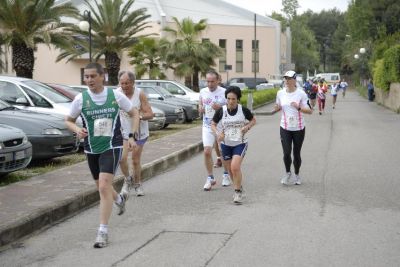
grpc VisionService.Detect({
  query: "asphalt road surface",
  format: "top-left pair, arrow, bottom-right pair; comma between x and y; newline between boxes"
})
1,90 -> 399,267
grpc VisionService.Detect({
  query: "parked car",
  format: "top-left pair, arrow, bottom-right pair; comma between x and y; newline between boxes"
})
47,83 -> 81,100
0,76 -> 73,117
0,124 -> 32,176
0,100 -> 79,159
256,83 -> 275,90
146,106 -> 166,130
137,85 -> 199,122
136,80 -> 200,104
147,99 -> 184,128
226,77 -> 267,89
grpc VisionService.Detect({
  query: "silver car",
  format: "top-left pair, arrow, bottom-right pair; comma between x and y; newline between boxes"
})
0,124 -> 32,176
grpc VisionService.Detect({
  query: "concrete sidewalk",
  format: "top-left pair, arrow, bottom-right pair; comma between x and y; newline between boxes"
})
0,126 -> 203,248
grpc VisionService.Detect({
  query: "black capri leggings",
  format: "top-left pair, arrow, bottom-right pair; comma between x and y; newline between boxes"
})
280,127 -> 305,174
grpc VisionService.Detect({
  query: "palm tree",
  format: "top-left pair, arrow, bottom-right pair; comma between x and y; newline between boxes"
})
0,0 -> 79,78
128,37 -> 167,79
58,0 -> 151,85
163,17 -> 222,91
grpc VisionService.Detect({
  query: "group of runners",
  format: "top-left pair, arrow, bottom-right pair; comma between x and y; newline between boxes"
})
65,63 -> 316,248
304,78 -> 348,114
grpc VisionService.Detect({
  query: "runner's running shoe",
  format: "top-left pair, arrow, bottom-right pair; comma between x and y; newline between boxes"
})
203,177 -> 216,191
121,176 -> 133,197
93,231 -> 108,248
134,184 -> 145,196
281,172 -> 291,185
115,193 -> 127,215
233,190 -> 243,204
221,173 -> 232,187
293,174 -> 302,185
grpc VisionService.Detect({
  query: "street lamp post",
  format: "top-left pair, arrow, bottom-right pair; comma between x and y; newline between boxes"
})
79,10 -> 92,62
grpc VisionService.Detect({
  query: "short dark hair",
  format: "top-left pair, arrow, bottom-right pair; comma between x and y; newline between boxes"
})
85,62 -> 104,75
225,85 -> 242,101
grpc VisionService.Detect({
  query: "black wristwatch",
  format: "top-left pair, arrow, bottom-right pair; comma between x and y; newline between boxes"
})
128,132 -> 138,141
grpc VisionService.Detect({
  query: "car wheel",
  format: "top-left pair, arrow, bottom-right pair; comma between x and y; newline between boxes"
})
163,123 -> 169,129
183,110 -> 193,123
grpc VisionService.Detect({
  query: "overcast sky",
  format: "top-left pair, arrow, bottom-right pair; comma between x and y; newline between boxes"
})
225,0 -> 349,16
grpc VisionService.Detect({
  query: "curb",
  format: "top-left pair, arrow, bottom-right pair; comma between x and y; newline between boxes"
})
0,140 -> 203,248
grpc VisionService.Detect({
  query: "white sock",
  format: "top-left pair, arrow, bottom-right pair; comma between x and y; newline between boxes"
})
99,224 -> 108,233
116,194 -> 123,205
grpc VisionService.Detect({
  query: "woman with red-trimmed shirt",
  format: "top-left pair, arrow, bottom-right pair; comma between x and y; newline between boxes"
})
274,70 -> 312,185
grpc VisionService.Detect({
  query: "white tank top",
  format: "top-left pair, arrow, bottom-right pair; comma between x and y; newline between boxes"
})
221,104 -> 247,146
117,87 -> 149,140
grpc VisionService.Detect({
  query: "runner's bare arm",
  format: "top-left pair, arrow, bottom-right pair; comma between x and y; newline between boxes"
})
65,116 -> 88,139
139,91 -> 154,120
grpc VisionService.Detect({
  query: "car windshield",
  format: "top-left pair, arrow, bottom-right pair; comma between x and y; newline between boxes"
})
176,82 -> 195,93
22,80 -> 71,103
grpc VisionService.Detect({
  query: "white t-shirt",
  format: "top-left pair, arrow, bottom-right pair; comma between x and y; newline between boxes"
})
68,87 -> 133,119
115,87 -> 149,140
276,88 -> 308,131
199,86 -> 226,129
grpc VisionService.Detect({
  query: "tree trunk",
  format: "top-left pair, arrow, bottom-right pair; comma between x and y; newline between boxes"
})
184,76 -> 192,88
12,42 -> 34,78
105,51 -> 121,85
192,70 -> 200,92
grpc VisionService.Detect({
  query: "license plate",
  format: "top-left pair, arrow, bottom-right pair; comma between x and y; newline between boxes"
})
15,150 -> 25,160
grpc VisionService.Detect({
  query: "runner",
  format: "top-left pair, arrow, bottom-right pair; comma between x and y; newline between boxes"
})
340,79 -> 348,98
199,70 -> 231,191
317,80 -> 328,115
65,63 -> 140,248
211,86 -> 256,204
331,82 -> 339,109
117,70 -> 154,197
273,70 -> 312,185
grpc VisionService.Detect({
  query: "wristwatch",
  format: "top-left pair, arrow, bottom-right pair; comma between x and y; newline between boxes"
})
297,107 -> 301,111
128,132 -> 138,141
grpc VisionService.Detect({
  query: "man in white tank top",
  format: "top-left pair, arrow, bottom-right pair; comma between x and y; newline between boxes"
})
117,71 -> 154,197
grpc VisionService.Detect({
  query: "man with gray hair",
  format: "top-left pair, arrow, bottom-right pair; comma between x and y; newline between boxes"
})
116,70 -> 154,197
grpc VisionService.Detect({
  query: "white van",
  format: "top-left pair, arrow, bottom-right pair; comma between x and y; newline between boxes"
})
316,73 -> 341,85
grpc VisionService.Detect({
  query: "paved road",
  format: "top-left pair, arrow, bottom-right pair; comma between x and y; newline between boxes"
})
1,90 -> 399,266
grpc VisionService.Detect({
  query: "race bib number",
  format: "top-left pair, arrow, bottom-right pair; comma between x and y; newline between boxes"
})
225,126 -> 242,142
94,118 -> 113,136
205,105 -> 215,118
288,116 -> 298,128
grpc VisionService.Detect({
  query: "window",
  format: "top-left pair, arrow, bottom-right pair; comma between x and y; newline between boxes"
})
236,40 -> 243,72
21,86 -> 51,108
252,40 -> 259,72
202,38 -> 210,43
0,81 -> 27,105
219,39 -> 227,72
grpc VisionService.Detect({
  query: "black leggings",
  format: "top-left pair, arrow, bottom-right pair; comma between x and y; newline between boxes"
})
280,127 -> 305,174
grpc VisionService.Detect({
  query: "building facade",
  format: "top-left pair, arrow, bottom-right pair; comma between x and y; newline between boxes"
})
0,0 -> 292,85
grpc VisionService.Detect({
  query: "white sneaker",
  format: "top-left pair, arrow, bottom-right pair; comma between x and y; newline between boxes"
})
120,176 -> 133,197
115,193 -> 127,215
281,172 -> 291,185
203,177 -> 216,191
233,190 -> 243,204
221,173 -> 232,187
93,231 -> 108,248
134,184 -> 145,196
293,174 -> 302,185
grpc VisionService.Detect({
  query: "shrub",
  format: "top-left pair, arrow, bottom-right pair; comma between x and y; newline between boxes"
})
373,45 -> 400,91
240,88 -> 279,107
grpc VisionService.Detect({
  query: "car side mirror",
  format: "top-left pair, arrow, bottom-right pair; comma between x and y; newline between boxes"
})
177,89 -> 185,95
16,97 -> 29,105
158,96 -> 164,100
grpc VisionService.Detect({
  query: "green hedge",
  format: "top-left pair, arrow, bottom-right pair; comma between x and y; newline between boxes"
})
373,45 -> 400,91
240,88 -> 279,107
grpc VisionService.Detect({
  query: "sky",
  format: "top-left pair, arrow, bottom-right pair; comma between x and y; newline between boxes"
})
225,0 -> 350,16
